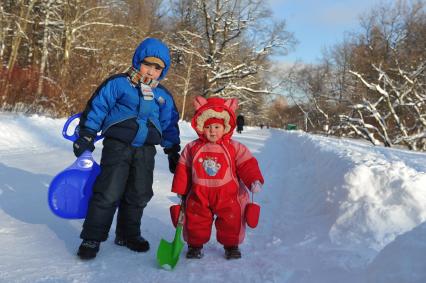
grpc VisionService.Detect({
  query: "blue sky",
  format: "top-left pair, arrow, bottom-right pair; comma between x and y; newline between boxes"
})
267,0 -> 391,64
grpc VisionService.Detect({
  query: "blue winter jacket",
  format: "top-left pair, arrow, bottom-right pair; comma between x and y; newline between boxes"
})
79,38 -> 180,149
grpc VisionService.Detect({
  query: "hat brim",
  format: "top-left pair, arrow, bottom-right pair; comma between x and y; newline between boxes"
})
143,56 -> 165,68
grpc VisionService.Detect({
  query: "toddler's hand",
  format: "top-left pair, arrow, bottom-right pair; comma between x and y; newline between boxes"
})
250,180 -> 262,193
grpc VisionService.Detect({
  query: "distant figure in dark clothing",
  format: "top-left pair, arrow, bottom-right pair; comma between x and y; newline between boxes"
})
236,114 -> 245,133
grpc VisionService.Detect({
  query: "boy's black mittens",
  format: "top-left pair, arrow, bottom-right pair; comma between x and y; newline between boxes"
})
73,129 -> 96,157
167,152 -> 180,173
164,144 -> 181,174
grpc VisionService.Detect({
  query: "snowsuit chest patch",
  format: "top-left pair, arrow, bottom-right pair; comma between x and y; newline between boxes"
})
196,151 -> 226,178
191,143 -> 235,188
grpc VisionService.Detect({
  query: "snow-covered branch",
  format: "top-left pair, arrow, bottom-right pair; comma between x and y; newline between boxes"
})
341,62 -> 426,150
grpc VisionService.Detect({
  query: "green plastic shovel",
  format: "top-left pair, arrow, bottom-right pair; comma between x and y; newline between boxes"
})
156,203 -> 185,270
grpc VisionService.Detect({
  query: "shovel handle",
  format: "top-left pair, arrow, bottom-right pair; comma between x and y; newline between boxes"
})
177,199 -> 185,226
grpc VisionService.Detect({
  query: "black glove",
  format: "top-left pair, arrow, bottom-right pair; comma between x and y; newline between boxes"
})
73,129 -> 96,157
167,151 -> 180,174
164,144 -> 181,174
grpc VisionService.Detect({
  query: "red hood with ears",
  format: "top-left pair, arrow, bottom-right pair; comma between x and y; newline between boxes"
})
191,96 -> 238,142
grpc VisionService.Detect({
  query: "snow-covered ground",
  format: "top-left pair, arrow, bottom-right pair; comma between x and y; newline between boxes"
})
0,112 -> 426,283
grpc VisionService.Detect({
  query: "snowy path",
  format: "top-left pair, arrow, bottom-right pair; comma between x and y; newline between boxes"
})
1,114 -> 426,283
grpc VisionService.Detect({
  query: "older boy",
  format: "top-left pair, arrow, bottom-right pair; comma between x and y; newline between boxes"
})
75,38 -> 181,260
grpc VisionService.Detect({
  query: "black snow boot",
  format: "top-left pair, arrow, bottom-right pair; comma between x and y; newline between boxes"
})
114,236 -> 150,252
186,245 -> 203,259
224,246 -> 241,260
77,240 -> 100,260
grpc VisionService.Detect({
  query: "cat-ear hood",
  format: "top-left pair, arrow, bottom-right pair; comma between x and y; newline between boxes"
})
191,96 -> 238,140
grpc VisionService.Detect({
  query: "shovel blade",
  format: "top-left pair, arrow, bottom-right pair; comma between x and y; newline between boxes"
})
156,226 -> 184,270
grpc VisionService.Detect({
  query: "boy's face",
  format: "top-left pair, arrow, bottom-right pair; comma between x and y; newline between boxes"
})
203,123 -> 225,143
140,61 -> 163,80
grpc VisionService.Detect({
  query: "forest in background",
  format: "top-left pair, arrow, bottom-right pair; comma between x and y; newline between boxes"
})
1,0 -> 425,150
0,0 -> 295,117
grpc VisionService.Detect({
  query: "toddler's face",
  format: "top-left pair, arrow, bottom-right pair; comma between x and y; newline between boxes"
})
203,123 -> 225,143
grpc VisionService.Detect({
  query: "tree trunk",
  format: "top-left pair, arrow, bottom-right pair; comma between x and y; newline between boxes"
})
36,0 -> 54,100
0,5 -> 7,62
6,0 -> 35,75
180,53 -> 193,121
3,0 -> 36,101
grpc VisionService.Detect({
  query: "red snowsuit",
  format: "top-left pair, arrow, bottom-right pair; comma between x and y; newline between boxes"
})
171,97 -> 264,247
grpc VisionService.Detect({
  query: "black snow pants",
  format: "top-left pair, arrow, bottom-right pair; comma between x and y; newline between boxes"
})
80,138 -> 156,242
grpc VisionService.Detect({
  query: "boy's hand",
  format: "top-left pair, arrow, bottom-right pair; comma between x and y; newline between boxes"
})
73,130 -> 95,157
167,152 -> 180,173
164,144 -> 181,174
250,180 -> 262,193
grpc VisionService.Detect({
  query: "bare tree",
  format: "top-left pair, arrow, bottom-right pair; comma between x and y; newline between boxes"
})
0,0 -> 153,114
338,62 -> 426,150
167,0 -> 296,110
59,0 -> 131,77
5,0 -> 36,74
32,0 -> 57,111
172,51 -> 195,121
0,3 -> 10,62
0,0 -> 37,103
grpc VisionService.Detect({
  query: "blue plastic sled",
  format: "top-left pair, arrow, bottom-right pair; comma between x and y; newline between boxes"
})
48,113 -> 103,219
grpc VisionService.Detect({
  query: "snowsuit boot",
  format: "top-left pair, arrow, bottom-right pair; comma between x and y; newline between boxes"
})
114,235 -> 150,252
186,245 -> 203,259
224,245 -> 241,259
77,240 -> 100,260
